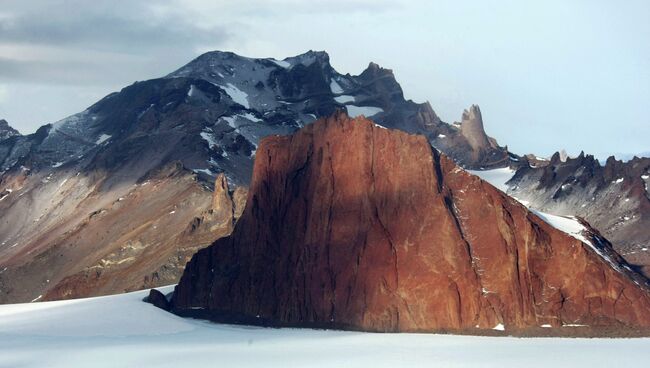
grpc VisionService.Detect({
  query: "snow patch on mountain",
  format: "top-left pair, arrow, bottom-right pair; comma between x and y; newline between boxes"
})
467,167 -> 516,192
238,112 -> 262,123
270,59 -> 290,68
220,83 -> 250,108
200,131 -> 218,149
95,134 -> 111,145
531,210 -> 592,245
334,95 -> 355,103
330,79 -> 344,94
346,105 -> 383,118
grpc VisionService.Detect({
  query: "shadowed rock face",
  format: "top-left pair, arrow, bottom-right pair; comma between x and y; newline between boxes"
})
171,113 -> 650,333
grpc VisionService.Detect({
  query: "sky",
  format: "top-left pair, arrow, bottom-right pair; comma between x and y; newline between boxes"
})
0,0 -> 648,159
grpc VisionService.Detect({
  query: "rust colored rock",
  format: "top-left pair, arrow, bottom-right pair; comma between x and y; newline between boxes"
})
172,112 -> 650,333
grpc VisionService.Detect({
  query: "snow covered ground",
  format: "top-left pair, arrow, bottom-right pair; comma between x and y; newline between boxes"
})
468,167 -> 516,192
1,287 -> 649,367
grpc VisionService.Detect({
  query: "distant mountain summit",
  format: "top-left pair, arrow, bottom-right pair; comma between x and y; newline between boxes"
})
0,119 -> 19,141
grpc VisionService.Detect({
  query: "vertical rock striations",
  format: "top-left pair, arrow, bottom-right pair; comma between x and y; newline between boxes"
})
171,113 -> 650,334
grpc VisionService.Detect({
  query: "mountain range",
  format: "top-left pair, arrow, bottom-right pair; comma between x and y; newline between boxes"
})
0,50 -> 647,304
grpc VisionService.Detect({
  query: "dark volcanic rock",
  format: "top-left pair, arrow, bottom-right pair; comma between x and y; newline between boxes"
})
147,288 -> 171,311
171,113 -> 650,334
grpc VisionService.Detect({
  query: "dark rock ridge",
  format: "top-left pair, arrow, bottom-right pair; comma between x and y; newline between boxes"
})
171,113 -> 650,334
507,153 -> 650,278
0,119 -> 20,141
0,50 -> 507,186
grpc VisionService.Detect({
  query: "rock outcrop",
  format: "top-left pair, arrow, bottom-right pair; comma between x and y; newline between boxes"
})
433,104 -> 510,168
171,113 -> 650,335
459,105 -> 495,152
146,288 -> 171,311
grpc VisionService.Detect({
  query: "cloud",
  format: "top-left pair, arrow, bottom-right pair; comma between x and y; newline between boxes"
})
0,0 -> 231,86
0,1 -> 229,53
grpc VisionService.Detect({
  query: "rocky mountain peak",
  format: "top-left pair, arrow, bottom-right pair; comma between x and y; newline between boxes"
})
559,149 -> 569,162
284,50 -> 331,67
461,104 -> 482,121
459,104 -> 496,152
359,61 -> 395,80
0,119 -> 20,140
416,101 -> 443,127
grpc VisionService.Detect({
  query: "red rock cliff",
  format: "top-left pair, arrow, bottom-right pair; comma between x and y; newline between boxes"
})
171,113 -> 650,333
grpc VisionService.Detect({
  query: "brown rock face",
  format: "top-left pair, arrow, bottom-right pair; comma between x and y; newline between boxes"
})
27,168 -> 247,303
172,113 -> 650,334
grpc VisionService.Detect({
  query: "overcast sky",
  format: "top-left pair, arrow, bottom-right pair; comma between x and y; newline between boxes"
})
0,0 -> 648,159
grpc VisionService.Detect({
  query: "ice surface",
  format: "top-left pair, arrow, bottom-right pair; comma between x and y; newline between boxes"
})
1,286 -> 648,368
346,105 -> 384,118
